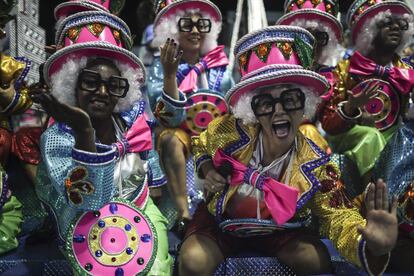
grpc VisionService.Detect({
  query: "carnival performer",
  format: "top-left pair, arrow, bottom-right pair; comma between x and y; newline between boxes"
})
30,1 -> 172,274
147,0 -> 233,229
372,94 -> 414,272
277,0 -> 345,152
179,25 -> 398,276
0,0 -> 29,255
320,0 -> 414,188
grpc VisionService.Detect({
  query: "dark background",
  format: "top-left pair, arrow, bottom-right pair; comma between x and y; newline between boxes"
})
39,0 -> 357,46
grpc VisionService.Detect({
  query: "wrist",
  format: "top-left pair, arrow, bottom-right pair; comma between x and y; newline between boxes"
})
343,101 -> 358,116
201,161 -> 214,179
73,126 -> 95,137
164,73 -> 177,79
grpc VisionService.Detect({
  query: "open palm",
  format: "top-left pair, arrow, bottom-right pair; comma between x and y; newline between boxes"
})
35,92 -> 92,132
358,179 -> 398,256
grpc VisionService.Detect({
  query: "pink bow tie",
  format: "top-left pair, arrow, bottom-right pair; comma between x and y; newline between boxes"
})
349,51 -> 414,94
114,114 -> 152,157
178,45 -> 229,93
212,149 -> 299,225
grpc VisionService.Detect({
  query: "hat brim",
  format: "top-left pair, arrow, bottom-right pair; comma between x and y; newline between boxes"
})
54,1 -> 107,20
277,9 -> 343,41
44,41 -> 145,84
226,65 -> 329,108
154,0 -> 222,27
351,1 -> 413,44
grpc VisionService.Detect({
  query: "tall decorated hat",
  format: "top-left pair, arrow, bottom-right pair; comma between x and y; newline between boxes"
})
44,9 -> 143,85
226,25 -> 329,108
277,0 -> 342,41
55,0 -> 126,19
153,0 -> 222,27
347,0 -> 413,44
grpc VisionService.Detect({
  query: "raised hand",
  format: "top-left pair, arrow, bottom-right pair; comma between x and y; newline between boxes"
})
160,38 -> 183,77
33,92 -> 92,133
344,80 -> 380,116
358,179 -> 398,257
159,38 -> 183,101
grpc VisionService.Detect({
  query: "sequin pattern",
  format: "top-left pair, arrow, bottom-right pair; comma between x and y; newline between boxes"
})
193,114 -> 368,269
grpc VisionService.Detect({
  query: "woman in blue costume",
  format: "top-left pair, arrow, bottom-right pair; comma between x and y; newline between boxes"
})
30,3 -> 172,275
146,0 -> 234,230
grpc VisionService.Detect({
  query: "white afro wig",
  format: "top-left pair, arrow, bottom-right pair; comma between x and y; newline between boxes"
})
289,18 -> 345,66
49,56 -> 144,113
232,84 -> 322,125
153,8 -> 221,55
354,9 -> 414,56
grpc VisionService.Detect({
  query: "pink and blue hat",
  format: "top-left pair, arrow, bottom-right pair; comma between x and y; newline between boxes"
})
277,0 -> 342,41
153,0 -> 222,27
44,7 -> 144,85
347,0 -> 413,44
226,25 -> 330,108
54,0 -> 126,19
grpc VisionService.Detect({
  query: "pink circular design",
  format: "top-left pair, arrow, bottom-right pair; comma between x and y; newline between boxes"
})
70,201 -> 155,275
194,110 -> 213,129
365,97 -> 383,114
351,78 -> 400,131
100,227 -> 128,254
181,92 -> 228,136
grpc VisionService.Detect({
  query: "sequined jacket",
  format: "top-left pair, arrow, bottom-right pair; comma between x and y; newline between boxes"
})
192,114 -> 380,270
145,56 -> 234,127
320,56 -> 412,135
0,54 -> 32,131
36,103 -> 150,240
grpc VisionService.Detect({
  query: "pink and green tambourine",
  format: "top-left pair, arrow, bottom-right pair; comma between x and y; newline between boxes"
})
351,78 -> 400,131
181,90 -> 228,136
66,199 -> 157,275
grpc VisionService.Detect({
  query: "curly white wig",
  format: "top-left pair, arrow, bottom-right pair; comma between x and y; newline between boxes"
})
49,56 -> 144,112
354,9 -> 414,56
153,8 -> 221,55
289,19 -> 344,66
232,84 -> 322,125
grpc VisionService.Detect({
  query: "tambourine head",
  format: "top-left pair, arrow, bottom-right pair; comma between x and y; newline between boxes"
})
67,200 -> 156,275
181,92 -> 228,136
351,79 -> 400,131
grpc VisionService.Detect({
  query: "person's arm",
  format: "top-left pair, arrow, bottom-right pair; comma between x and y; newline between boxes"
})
311,164 -> 397,275
32,91 -> 96,152
40,124 -> 117,211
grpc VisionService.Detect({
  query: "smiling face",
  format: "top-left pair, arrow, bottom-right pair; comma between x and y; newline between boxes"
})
177,13 -> 207,54
255,85 -> 305,149
76,58 -> 121,121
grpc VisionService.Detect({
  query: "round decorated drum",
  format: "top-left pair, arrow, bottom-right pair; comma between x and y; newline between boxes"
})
351,79 -> 400,131
219,218 -> 306,237
181,91 -> 228,136
67,199 -> 157,275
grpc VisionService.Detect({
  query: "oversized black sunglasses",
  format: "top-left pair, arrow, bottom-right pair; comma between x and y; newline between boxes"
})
178,17 -> 212,33
77,69 -> 129,98
251,88 -> 305,117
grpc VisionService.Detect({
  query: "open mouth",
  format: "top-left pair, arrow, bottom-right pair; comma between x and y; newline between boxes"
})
272,120 -> 291,138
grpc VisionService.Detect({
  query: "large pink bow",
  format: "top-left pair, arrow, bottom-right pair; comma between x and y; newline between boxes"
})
212,149 -> 299,225
178,45 -> 229,93
349,51 -> 414,94
114,115 -> 152,156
